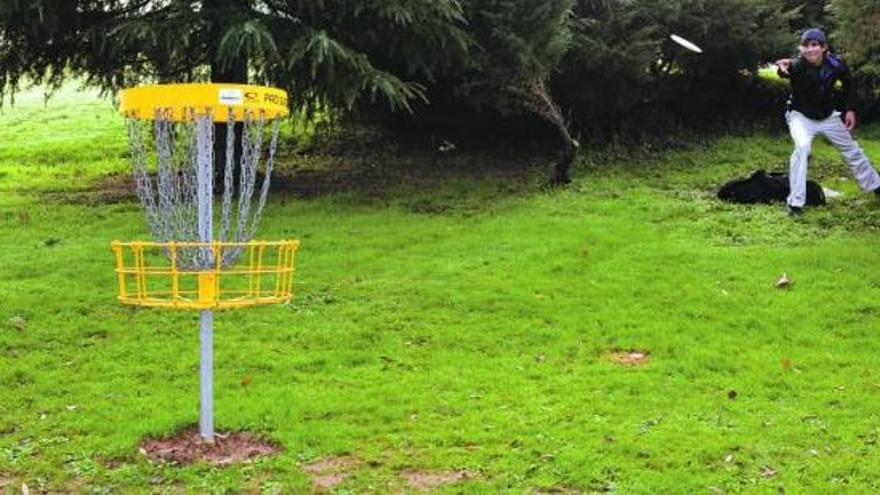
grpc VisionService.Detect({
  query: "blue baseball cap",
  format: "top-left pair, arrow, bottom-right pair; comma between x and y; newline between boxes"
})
801,28 -> 826,45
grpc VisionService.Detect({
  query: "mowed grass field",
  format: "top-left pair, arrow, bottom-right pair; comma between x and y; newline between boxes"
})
2,84 -> 880,493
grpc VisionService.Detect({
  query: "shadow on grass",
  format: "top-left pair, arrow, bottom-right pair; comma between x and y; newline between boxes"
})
38,148 -> 554,216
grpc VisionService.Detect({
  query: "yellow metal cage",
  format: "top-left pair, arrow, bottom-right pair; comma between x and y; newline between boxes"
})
111,240 -> 300,310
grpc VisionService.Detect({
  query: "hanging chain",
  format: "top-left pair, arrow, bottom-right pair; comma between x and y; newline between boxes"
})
126,107 -> 281,270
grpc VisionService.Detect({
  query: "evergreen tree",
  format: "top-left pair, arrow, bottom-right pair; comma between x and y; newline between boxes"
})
0,0 -> 469,113
831,0 -> 880,100
784,0 -> 831,30
0,0 -> 469,179
461,0 -> 578,185
554,0 -> 659,142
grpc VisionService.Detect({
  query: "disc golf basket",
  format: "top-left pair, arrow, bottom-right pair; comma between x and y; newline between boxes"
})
111,83 -> 299,443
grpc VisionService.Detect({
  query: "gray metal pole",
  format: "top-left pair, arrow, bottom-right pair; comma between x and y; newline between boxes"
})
196,115 -> 215,443
199,310 -> 214,442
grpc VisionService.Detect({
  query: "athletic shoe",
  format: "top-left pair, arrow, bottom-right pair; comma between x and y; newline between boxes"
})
787,205 -> 803,217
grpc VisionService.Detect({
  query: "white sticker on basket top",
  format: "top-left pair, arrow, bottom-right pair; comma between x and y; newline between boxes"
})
219,88 -> 243,105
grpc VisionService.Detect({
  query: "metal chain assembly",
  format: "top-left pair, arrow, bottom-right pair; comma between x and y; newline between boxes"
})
126,107 -> 282,270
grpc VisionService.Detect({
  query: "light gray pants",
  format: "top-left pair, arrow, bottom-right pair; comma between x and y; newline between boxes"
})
786,110 -> 880,207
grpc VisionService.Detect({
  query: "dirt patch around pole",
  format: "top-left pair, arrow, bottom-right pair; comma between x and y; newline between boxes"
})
139,426 -> 281,466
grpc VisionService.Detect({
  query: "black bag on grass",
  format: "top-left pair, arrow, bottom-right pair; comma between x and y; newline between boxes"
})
717,170 -> 825,206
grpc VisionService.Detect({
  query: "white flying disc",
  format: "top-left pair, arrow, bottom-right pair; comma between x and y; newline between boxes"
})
670,34 -> 703,54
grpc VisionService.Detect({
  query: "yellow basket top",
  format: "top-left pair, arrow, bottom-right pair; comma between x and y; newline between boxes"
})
119,83 -> 290,122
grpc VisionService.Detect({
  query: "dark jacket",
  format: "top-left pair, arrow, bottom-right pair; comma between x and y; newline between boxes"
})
778,54 -> 855,120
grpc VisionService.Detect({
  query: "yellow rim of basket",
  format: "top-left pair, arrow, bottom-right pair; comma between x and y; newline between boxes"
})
119,83 -> 289,122
110,239 -> 299,310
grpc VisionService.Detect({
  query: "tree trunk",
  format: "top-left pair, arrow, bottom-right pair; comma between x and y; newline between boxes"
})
551,140 -> 578,186
519,79 -> 580,187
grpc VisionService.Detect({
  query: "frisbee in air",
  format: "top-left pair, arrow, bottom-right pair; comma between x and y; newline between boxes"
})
670,34 -> 703,54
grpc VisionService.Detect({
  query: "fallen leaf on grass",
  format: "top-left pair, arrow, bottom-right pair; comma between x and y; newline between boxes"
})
7,316 -> 25,331
638,416 -> 663,434
759,465 -> 777,478
774,273 -> 791,289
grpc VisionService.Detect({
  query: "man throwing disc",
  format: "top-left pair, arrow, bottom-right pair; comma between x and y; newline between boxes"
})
776,28 -> 880,216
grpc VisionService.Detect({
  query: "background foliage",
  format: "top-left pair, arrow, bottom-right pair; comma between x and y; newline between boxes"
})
1,1 -> 879,146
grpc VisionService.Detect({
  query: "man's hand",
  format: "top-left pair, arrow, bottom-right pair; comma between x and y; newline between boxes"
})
844,110 -> 857,130
775,58 -> 792,75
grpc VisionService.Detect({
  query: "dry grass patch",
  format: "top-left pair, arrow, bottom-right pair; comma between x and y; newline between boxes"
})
400,470 -> 473,491
607,350 -> 650,366
301,455 -> 361,491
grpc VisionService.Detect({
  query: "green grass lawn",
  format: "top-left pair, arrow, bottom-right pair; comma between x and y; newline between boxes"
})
3,84 -> 880,493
